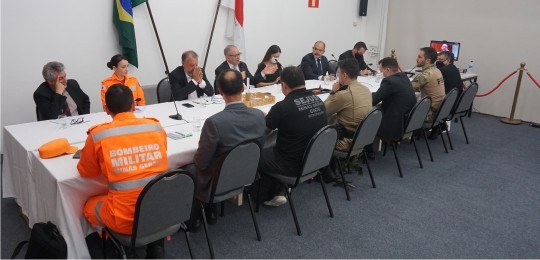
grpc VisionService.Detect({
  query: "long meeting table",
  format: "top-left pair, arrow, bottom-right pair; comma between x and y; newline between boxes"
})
2,78 -> 381,258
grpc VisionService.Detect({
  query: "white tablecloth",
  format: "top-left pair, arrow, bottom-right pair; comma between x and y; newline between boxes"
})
1,80 -> 379,258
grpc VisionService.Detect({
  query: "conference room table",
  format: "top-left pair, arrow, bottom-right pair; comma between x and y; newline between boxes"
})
1,77 -> 380,258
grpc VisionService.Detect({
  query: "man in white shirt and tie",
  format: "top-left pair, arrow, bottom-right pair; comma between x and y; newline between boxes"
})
169,50 -> 215,101
214,45 -> 253,89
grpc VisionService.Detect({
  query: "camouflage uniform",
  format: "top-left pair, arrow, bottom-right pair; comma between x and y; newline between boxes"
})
412,63 -> 445,122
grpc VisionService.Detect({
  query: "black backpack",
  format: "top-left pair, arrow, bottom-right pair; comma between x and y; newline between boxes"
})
10,222 -> 67,259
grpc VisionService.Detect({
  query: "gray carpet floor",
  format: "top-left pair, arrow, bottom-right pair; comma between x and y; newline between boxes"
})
2,113 -> 540,258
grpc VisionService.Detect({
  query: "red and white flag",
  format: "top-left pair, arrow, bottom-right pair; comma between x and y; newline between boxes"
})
222,0 -> 245,58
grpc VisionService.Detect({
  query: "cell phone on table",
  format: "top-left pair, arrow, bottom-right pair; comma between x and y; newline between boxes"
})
72,150 -> 81,159
182,103 -> 195,108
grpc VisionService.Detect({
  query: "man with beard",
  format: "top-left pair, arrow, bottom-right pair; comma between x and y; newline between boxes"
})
339,41 -> 376,76
412,47 -> 446,139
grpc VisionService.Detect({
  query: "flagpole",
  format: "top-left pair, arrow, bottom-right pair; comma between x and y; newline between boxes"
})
145,0 -> 170,75
203,0 -> 222,71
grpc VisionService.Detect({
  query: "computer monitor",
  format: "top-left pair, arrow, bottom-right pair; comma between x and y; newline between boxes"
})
430,40 -> 461,61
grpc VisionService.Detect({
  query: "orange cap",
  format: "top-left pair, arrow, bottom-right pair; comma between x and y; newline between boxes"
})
38,138 -> 78,159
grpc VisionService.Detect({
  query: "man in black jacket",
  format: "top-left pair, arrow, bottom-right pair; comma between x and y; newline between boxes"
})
214,45 -> 253,88
300,41 -> 335,80
169,50 -> 214,101
33,61 -> 90,121
436,51 -> 463,96
372,57 -> 417,141
339,41 -> 376,76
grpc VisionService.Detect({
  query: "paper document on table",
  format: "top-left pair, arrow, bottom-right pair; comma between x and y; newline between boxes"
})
166,124 -> 194,140
210,95 -> 224,104
192,99 -> 211,105
135,106 -> 146,113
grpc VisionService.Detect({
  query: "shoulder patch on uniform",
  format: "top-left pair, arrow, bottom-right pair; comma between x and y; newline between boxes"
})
143,117 -> 160,123
87,122 -> 109,135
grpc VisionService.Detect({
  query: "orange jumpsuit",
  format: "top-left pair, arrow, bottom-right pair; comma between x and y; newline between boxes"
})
78,112 -> 167,235
101,74 -> 146,111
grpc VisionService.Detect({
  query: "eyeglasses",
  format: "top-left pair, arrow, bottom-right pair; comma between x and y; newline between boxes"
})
70,117 -> 84,125
227,53 -> 241,58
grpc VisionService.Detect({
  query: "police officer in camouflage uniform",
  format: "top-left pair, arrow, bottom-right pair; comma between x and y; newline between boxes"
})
411,47 -> 445,123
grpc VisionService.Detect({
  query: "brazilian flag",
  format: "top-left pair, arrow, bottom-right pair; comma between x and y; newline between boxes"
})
113,0 -> 147,67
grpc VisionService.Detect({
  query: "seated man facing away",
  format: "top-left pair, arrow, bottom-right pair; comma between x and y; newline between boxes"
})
301,41 -> 335,80
188,69 -> 266,226
260,66 -> 327,207
411,47 -> 445,123
338,41 -> 376,75
324,58 -> 372,152
78,84 -> 168,258
34,61 -> 90,120
372,57 -> 417,142
437,51 -> 463,96
169,50 -> 214,101
214,45 -> 253,88
322,58 -> 372,180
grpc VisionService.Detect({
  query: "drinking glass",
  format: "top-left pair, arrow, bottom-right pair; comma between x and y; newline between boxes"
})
192,116 -> 202,132
58,114 -> 68,129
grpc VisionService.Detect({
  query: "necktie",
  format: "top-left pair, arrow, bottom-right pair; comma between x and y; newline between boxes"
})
63,101 -> 71,116
317,58 -> 322,75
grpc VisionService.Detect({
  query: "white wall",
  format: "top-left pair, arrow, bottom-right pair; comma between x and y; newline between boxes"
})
1,0 -> 388,134
385,0 -> 540,123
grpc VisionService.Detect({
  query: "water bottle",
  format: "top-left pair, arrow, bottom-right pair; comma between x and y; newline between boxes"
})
323,72 -> 330,85
467,61 -> 474,74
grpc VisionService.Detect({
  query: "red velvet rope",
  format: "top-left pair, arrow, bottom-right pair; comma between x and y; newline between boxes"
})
526,72 -> 540,89
476,70 -> 517,97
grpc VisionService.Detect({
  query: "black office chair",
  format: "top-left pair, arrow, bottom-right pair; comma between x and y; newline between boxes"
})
328,60 -> 338,74
257,125 -> 338,236
383,97 -> 432,178
156,77 -> 172,103
103,170 -> 196,259
36,107 -> 44,121
423,88 -> 459,154
446,83 -> 478,144
333,108 -> 382,200
199,141 -> 262,259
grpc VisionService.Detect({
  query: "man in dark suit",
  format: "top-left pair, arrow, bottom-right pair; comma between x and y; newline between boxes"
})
214,45 -> 253,88
338,41 -> 376,76
188,69 -> 266,226
169,50 -> 214,101
300,41 -> 335,80
33,61 -> 90,121
372,57 -> 417,142
437,51 -> 463,96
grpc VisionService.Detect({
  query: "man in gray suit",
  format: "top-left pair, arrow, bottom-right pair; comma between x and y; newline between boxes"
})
189,69 -> 266,227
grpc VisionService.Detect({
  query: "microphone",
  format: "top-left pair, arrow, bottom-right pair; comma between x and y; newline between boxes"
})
167,77 -> 183,120
331,54 -> 338,61
405,66 -> 418,79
